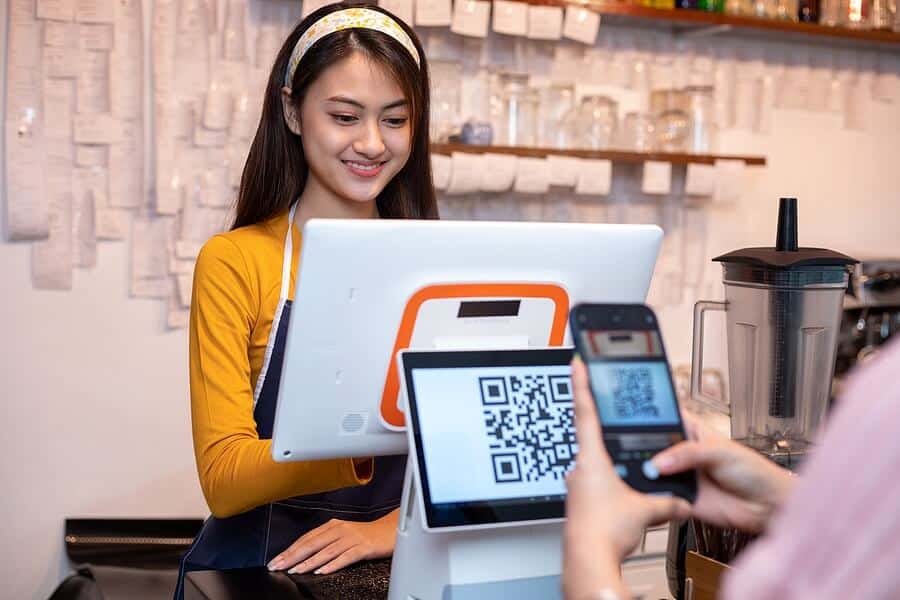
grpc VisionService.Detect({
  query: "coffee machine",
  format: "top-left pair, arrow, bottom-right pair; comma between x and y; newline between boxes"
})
691,197 -> 857,468
833,258 -> 900,395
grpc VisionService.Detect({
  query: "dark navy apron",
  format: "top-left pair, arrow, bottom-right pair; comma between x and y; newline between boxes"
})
174,203 -> 406,599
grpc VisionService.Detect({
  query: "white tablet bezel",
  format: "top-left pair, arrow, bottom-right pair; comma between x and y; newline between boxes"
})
398,347 -> 577,532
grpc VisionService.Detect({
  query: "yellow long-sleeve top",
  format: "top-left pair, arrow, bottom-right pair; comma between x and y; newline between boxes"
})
190,210 -> 369,518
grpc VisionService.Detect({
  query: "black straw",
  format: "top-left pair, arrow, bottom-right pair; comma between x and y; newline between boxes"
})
776,197 -> 798,252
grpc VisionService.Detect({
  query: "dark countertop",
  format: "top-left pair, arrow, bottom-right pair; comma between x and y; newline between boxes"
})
184,559 -> 391,600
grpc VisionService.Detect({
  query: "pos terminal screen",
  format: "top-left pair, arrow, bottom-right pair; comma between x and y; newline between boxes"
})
401,349 -> 574,529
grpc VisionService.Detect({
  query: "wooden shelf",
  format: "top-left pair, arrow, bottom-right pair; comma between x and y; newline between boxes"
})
432,143 -> 767,166
526,0 -> 900,50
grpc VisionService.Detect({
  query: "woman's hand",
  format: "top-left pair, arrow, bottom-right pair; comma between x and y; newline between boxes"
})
651,420 -> 795,534
564,357 -> 691,600
267,508 -> 399,575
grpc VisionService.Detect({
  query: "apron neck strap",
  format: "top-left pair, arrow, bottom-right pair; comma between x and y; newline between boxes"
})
279,202 -> 299,300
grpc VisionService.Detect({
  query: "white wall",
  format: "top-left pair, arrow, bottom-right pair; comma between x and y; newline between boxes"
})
3,3 -> 900,600
1,2 -> 207,600
2,240 -> 208,600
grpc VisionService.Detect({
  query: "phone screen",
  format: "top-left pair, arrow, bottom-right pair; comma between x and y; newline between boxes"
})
572,306 -> 696,501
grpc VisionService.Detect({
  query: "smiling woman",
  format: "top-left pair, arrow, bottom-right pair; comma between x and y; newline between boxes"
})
286,54 -> 416,214
175,4 -> 436,599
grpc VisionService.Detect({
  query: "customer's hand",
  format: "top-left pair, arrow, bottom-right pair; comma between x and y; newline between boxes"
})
564,357 -> 691,600
267,509 -> 399,575
650,420 -> 795,534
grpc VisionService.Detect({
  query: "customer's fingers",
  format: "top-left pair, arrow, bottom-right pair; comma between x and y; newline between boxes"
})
570,356 -> 609,466
651,440 -> 728,476
643,494 -> 692,527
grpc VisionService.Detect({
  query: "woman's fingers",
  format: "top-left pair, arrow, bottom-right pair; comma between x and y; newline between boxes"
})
313,544 -> 368,575
287,538 -> 353,575
268,520 -> 340,571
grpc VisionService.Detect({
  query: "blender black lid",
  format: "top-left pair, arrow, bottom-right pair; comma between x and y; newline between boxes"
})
714,246 -> 858,269
714,198 -> 858,270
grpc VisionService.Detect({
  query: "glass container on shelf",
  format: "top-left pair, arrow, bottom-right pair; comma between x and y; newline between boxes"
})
698,0 -> 725,12
798,0 -> 819,21
753,0 -> 780,18
685,85 -> 717,154
650,89 -> 689,152
725,0 -> 754,15
871,0 -> 895,29
494,73 -> 538,147
562,95 -> 619,150
537,83 -> 576,149
841,0 -> 871,27
820,0 -> 841,24
619,112 -> 657,152
429,61 -> 462,143
777,0 -> 800,19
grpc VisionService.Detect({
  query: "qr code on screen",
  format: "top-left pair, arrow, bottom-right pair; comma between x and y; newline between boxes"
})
480,374 -> 576,484
610,366 -> 659,419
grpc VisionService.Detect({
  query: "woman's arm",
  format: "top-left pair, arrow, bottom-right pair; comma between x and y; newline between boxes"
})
190,235 -> 370,518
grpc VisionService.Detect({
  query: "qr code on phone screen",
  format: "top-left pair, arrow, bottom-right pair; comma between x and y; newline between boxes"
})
480,374 -> 576,484
611,366 -> 659,419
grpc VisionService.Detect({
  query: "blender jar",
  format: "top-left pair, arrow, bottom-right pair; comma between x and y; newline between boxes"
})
692,198 -> 857,468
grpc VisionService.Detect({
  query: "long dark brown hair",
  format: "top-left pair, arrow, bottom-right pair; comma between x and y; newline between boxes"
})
232,2 -> 437,230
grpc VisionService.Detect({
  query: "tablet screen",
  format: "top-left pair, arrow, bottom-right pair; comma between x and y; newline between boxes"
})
401,349 -> 575,529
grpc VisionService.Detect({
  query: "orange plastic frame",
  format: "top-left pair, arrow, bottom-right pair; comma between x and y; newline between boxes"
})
380,282 -> 570,429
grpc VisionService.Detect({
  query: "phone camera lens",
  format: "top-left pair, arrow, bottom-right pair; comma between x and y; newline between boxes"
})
645,314 -> 654,324
612,312 -> 623,324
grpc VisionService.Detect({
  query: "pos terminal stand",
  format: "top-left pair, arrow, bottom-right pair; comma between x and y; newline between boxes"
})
389,465 -> 565,600
382,286 -> 570,598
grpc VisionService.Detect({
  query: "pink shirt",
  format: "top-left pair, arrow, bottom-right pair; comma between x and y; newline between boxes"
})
722,336 -> 900,599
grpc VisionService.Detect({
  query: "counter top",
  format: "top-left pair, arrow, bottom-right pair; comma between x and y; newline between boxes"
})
184,559 -> 391,600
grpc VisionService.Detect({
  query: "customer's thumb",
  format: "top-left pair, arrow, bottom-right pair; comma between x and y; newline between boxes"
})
646,495 -> 692,526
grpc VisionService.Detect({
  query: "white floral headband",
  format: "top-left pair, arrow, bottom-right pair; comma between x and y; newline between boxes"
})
284,8 -> 421,88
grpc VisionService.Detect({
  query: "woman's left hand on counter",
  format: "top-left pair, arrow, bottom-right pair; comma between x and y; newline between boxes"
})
267,509 -> 399,575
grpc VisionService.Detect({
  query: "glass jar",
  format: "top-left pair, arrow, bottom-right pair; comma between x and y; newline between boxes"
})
725,0 -> 754,15
650,89 -> 690,152
841,0 -> 871,27
820,0 -> 841,24
798,0 -> 820,21
495,73 -> 538,147
753,0 -> 780,18
684,85 -> 717,154
537,83 -> 575,149
871,0 -> 895,29
698,0 -> 725,11
429,60 -> 462,143
563,95 -> 619,150
777,0 -> 800,19
619,112 -> 657,152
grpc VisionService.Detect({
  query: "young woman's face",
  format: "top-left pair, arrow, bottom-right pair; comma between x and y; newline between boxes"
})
297,52 -> 412,208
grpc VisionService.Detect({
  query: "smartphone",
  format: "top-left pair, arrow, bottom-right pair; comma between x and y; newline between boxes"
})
569,303 -> 697,502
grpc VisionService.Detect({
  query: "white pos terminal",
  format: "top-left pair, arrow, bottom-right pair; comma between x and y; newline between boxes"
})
271,218 -> 663,460
269,218 -> 664,598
